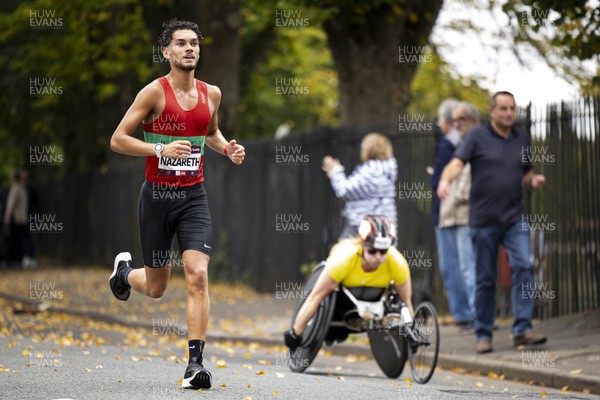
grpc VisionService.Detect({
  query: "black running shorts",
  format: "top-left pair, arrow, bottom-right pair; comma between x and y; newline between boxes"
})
138,180 -> 213,268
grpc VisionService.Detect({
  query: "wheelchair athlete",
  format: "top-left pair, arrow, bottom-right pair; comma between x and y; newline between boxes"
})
284,215 -> 415,350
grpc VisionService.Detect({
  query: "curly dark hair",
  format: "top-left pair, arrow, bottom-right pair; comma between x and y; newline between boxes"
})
158,18 -> 203,47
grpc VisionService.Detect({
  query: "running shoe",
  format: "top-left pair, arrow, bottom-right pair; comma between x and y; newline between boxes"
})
109,252 -> 132,301
182,360 -> 212,389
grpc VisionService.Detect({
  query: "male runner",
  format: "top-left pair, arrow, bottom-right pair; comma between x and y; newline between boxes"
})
108,18 -> 245,389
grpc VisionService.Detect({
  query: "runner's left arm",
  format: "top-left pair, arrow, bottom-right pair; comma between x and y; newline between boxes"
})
204,85 -> 245,165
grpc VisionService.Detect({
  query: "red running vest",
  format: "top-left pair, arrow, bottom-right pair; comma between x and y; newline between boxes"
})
142,76 -> 211,186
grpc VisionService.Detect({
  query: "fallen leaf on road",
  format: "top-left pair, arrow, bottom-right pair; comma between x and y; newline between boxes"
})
256,370 -> 265,375
247,384 -> 252,388
220,383 -> 227,387
337,376 -> 345,381
568,369 -> 582,375
273,391 -> 279,395
85,368 -> 92,372
216,359 -> 227,368
276,372 -> 285,378
476,382 -> 484,388
542,391 -> 547,398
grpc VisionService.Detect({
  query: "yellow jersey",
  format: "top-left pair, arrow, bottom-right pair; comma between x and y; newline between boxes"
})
326,239 -> 410,287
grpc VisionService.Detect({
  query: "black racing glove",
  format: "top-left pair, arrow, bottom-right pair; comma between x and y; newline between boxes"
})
284,329 -> 302,350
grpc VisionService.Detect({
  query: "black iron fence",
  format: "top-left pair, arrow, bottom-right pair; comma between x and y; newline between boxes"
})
29,96 -> 599,319
524,96 -> 600,319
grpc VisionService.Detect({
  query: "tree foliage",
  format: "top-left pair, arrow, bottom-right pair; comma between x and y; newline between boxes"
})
409,50 -> 491,117
0,0 -> 595,178
0,0 -> 153,178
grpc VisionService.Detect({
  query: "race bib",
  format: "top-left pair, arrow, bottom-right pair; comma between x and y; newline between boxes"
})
158,145 -> 201,176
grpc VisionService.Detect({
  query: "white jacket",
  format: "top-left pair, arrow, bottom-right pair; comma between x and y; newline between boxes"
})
328,158 -> 398,228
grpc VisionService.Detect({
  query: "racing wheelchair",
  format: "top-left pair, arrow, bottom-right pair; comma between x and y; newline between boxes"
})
288,262 -> 440,384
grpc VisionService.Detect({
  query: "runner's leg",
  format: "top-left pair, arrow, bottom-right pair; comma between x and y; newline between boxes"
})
182,250 -> 210,339
127,265 -> 171,298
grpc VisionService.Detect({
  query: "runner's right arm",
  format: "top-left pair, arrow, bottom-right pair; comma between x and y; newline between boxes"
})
110,83 -> 190,159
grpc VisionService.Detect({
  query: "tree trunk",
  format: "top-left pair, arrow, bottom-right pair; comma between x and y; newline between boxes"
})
323,1 -> 443,126
195,0 -> 241,135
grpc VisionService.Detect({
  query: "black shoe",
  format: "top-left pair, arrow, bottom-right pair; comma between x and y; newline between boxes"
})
182,360 -> 212,389
284,329 -> 302,350
109,252 -> 132,301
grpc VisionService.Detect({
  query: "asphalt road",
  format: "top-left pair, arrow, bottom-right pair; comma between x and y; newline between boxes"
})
0,301 -> 597,400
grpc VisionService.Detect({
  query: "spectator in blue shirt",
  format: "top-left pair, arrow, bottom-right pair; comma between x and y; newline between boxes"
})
438,91 -> 547,354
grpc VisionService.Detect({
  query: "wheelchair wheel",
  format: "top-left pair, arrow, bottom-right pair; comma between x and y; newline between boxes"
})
407,301 -> 440,384
368,329 -> 407,378
288,262 -> 337,373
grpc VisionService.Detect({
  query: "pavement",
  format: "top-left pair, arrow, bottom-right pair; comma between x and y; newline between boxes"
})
1,265 -> 599,395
